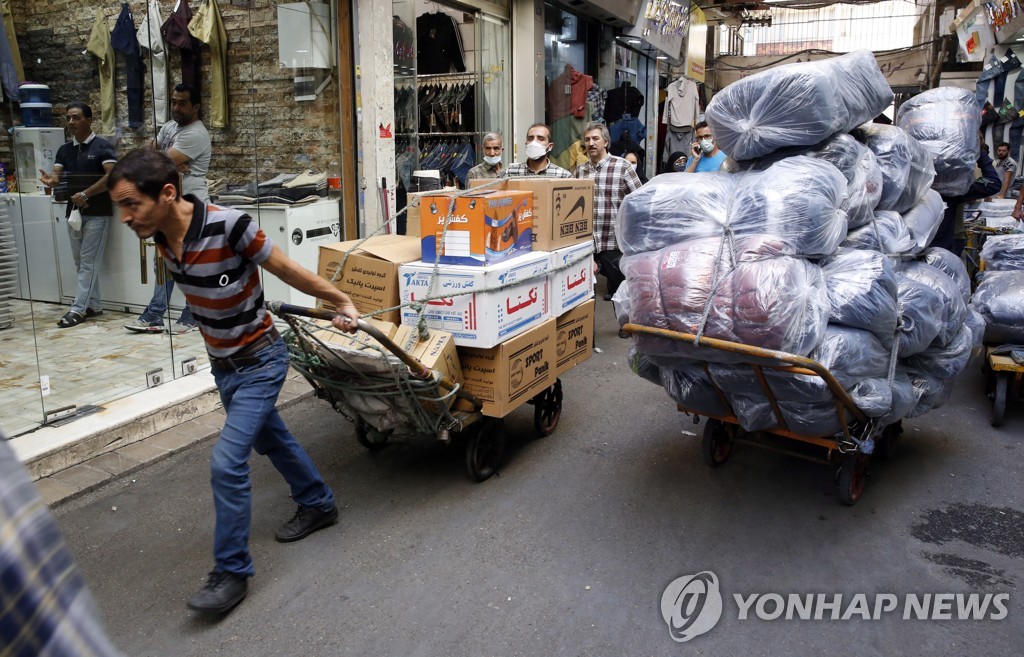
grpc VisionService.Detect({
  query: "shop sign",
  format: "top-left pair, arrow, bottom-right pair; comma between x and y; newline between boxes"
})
685,4 -> 707,83
954,5 -> 995,62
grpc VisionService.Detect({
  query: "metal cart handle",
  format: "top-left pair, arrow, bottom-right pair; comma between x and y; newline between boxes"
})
267,301 -> 483,410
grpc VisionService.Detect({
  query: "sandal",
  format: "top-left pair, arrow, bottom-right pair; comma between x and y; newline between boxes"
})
56,311 -> 85,328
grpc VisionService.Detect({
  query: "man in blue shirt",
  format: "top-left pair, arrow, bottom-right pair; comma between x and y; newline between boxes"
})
685,121 -> 728,173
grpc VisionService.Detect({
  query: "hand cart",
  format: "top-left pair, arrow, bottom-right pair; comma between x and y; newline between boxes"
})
267,301 -> 564,482
622,323 -> 902,505
983,345 -> 1024,427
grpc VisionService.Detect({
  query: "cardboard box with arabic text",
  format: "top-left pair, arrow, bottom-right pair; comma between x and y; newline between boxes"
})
398,251 -> 550,348
404,188 -> 457,238
455,317 -> 556,417
391,324 -> 463,411
554,299 -> 594,377
317,236 -> 422,324
548,241 -> 595,316
419,189 -> 533,266
470,178 -> 593,251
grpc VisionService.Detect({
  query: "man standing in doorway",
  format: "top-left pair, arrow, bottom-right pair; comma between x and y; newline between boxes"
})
685,121 -> 728,173
108,149 -> 360,616
38,102 -> 117,329
505,123 -> 573,178
991,141 -> 1017,199
468,132 -> 504,179
124,83 -> 211,335
574,121 -> 642,337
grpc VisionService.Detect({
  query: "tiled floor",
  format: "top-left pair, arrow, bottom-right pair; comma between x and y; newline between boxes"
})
0,299 -> 208,437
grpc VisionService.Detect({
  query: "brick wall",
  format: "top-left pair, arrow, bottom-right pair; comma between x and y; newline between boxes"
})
2,0 -> 342,187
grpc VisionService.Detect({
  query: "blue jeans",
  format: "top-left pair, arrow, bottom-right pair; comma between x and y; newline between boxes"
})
210,338 -> 335,577
67,214 -> 109,315
139,275 -> 194,326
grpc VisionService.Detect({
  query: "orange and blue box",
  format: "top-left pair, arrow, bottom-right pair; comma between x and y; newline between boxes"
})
420,190 -> 533,266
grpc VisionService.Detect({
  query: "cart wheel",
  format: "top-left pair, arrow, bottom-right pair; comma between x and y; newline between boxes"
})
875,422 -> 902,461
355,420 -> 392,451
701,419 -> 733,468
836,452 -> 869,506
983,359 -> 996,398
465,417 -> 506,482
991,373 -> 1009,428
532,379 -> 563,437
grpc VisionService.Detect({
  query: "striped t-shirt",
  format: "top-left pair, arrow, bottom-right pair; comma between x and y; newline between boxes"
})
155,197 -> 274,358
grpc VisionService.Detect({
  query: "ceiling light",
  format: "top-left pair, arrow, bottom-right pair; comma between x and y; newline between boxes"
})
657,56 -> 668,60
627,39 -> 641,44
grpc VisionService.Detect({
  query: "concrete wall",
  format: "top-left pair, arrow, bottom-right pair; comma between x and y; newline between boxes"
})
1,0 -> 343,186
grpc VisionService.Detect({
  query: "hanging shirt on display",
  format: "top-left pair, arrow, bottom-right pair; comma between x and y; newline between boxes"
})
137,0 -> 168,124
604,82 -> 644,124
587,85 -> 606,122
111,3 -> 145,129
663,77 -> 699,129
189,0 -> 229,128
393,16 -> 414,73
416,10 -> 466,75
161,0 -> 202,89
610,115 -> 646,144
0,10 -> 20,102
86,11 -> 115,135
547,65 -> 593,123
1,0 -> 24,83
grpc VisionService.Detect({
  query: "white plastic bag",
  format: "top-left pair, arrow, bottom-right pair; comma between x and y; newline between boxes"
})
68,208 -> 83,232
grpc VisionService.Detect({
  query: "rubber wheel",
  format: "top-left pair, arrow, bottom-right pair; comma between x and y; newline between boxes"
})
465,417 -> 506,482
836,452 -> 869,506
875,422 -> 902,461
532,379 -> 563,437
701,419 -> 733,468
991,373 -> 1008,428
355,420 -> 392,451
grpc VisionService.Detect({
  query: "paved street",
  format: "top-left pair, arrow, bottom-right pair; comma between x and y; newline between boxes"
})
54,309 -> 1023,656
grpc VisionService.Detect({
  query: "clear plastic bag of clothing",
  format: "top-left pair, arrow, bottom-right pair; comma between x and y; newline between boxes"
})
808,133 -> 884,229
921,246 -> 971,305
897,260 -> 968,346
895,86 -> 981,197
842,211 -> 916,257
900,189 -> 946,255
851,123 -> 936,213
894,272 -> 945,357
820,248 -> 899,347
980,234 -> 1024,271
970,271 -> 1024,343
705,50 -> 893,161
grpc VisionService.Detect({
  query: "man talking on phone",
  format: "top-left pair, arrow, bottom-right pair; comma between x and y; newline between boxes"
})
684,121 -> 727,173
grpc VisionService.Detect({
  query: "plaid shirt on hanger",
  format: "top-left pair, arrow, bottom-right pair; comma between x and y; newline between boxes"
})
574,154 -> 642,253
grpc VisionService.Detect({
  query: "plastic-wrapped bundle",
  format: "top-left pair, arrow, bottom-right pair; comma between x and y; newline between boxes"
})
660,363 -> 731,417
880,370 -> 916,426
617,157 -> 847,257
705,50 -> 893,161
622,234 -> 829,361
730,156 -> 849,257
717,381 -> 893,435
628,345 -> 663,386
895,272 -> 944,356
616,172 -> 734,255
842,211 -> 916,256
612,280 -> 633,328
821,249 -> 899,347
898,260 -> 968,346
970,271 -> 1024,342
921,247 -> 971,305
900,189 -> 945,255
980,234 -> 1024,271
895,87 -> 981,197
809,133 -> 884,229
852,123 -> 936,213
903,366 -> 956,418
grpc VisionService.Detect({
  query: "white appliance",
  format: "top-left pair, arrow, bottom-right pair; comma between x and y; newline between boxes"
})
13,127 -> 65,192
244,200 -> 340,308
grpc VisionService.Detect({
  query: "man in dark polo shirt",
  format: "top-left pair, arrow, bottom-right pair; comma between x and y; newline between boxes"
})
108,149 -> 360,616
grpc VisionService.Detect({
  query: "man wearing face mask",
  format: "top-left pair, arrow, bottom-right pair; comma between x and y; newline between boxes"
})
685,121 -> 727,173
505,123 -> 573,178
468,132 -> 505,179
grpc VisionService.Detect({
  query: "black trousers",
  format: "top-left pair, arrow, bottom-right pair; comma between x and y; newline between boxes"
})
595,249 -> 625,296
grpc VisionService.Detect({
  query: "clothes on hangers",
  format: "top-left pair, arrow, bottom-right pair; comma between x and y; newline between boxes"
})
111,3 -> 145,129
161,0 -> 202,89
0,6 -> 19,102
393,16 -> 414,73
547,65 -> 594,123
1,0 -> 24,92
609,114 -> 646,144
587,85 -> 606,122
416,10 -> 465,75
417,81 -> 475,134
604,82 -> 644,124
417,137 -> 475,188
663,77 -> 699,129
86,10 -> 115,135
189,0 -> 228,128
137,0 -> 168,124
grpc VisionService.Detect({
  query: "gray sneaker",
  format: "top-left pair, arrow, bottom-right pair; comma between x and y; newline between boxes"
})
124,318 -> 164,333
169,321 -> 199,335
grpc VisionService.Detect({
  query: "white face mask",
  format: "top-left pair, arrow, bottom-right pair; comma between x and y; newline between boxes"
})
628,162 -> 637,171
483,154 -> 501,166
525,141 -> 549,161
699,138 -> 715,155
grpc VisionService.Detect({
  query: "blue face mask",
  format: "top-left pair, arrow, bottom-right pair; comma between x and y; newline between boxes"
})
672,157 -> 688,172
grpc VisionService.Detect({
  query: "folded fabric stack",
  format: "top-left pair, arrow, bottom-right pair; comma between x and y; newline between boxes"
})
895,87 -> 981,197
620,51 -> 982,435
214,170 -> 329,206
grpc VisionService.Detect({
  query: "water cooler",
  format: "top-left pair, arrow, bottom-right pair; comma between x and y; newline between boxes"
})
13,127 -> 65,192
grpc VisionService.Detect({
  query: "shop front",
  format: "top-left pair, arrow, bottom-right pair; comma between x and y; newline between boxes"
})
0,0 -> 353,439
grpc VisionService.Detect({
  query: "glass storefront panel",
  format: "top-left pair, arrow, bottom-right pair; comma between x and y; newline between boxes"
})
0,0 -> 347,438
